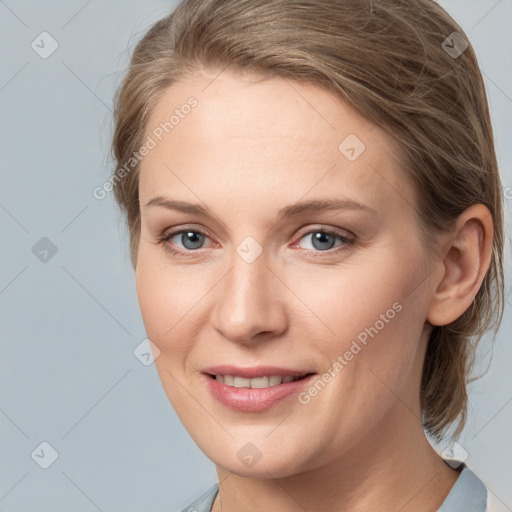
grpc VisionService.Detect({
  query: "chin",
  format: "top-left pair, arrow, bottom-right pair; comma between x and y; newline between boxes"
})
200,437 -> 317,479
217,457 -> 302,479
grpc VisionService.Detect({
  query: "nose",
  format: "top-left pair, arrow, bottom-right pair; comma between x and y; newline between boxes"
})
211,250 -> 288,345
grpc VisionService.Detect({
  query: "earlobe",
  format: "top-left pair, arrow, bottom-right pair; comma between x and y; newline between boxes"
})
427,204 -> 493,327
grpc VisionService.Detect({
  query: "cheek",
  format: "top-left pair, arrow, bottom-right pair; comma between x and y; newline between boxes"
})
289,257 -> 413,351
136,258 -> 167,341
135,246 -> 214,357
287,254 -> 425,399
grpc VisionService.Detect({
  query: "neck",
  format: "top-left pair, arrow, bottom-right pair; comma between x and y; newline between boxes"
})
212,407 -> 460,512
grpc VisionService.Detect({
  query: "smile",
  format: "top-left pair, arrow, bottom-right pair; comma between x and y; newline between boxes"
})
202,368 -> 316,412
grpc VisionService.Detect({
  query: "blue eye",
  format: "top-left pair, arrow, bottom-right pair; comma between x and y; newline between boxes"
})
295,229 -> 355,254
156,228 -> 212,257
302,231 -> 338,251
172,231 -> 206,250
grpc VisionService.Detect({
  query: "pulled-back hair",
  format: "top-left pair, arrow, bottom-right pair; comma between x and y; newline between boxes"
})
111,0 -> 505,439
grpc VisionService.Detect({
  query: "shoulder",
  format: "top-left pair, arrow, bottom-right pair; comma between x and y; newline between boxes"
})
178,483 -> 219,512
438,462 -> 489,512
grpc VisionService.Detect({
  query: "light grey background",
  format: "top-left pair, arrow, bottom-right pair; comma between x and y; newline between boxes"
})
0,1 -> 511,511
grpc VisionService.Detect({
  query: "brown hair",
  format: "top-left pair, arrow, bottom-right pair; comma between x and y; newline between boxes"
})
111,0 -> 505,440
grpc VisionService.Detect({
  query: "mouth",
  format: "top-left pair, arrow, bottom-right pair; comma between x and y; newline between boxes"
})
201,366 -> 317,412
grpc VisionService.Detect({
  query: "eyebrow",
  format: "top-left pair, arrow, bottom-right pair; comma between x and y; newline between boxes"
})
144,196 -> 377,219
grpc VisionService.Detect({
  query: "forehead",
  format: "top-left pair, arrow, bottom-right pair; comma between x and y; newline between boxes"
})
139,70 -> 415,219
146,70 -> 379,148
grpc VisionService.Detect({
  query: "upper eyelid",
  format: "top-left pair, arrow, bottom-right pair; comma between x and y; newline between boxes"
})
294,224 -> 353,239
162,225 -> 215,243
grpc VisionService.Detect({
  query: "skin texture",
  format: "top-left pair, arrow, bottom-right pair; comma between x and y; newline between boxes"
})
135,70 -> 493,512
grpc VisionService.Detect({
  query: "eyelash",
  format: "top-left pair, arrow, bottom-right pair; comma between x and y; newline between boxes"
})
156,225 -> 356,258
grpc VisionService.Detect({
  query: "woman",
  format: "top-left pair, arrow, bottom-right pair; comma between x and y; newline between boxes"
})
110,0 -> 505,510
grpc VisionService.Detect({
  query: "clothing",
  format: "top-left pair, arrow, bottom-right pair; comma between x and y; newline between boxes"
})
179,461 -> 488,512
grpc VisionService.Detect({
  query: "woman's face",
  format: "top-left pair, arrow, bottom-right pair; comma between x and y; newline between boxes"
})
136,70 -> 438,477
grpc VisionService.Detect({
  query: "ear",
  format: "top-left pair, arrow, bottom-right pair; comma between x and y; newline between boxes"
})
427,204 -> 494,327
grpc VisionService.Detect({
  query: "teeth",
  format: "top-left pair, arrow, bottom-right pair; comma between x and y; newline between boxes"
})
233,376 -> 251,388
250,377 -> 269,388
215,374 -> 304,388
269,375 -> 282,386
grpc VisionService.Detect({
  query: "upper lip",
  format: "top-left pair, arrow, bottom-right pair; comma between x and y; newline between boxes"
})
202,365 -> 315,379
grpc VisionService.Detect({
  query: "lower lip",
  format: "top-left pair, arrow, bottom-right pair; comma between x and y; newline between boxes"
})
203,374 -> 316,412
